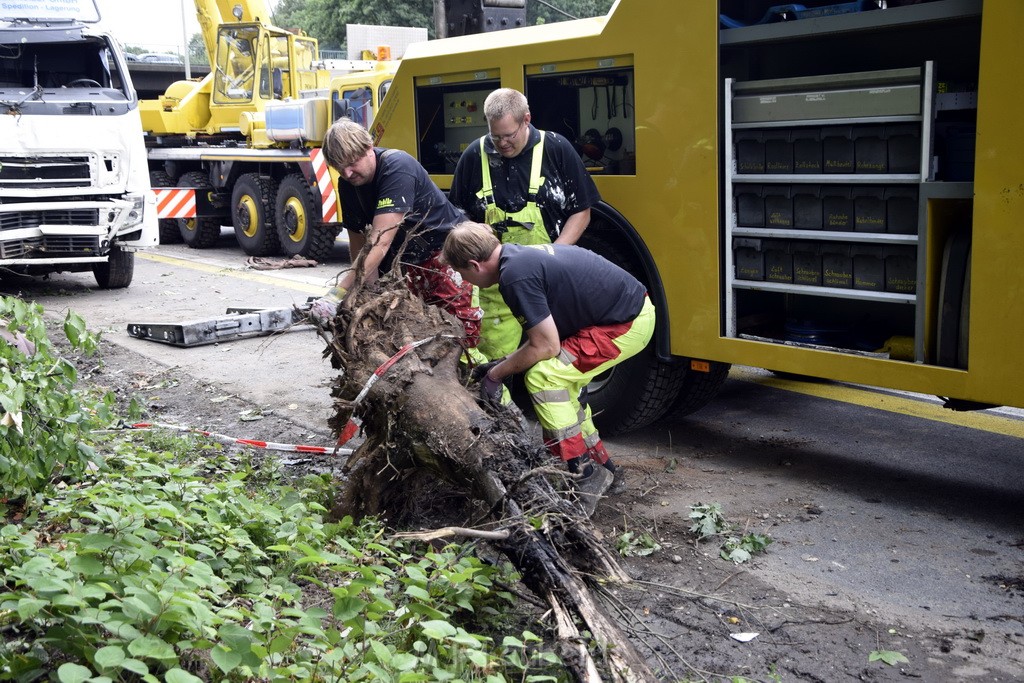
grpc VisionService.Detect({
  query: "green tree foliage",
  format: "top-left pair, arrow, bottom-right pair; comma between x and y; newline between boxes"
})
272,0 -> 615,52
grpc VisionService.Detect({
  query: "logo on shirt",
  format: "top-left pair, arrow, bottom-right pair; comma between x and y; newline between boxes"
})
377,198 -> 395,210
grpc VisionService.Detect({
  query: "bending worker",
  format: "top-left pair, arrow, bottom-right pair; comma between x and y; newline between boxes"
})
441,222 -> 654,513
309,118 -> 483,354
449,88 -> 600,360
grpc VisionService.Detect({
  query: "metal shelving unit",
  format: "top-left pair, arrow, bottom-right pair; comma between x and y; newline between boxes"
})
724,63 -> 938,353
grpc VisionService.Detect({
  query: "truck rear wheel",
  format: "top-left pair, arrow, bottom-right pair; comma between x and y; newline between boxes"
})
149,170 -> 182,244
576,226 -> 685,435
276,173 -> 337,260
177,171 -> 222,248
232,173 -> 281,256
657,360 -> 730,424
93,245 -> 134,289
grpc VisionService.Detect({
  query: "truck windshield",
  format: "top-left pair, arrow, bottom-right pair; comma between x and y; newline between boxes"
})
0,34 -> 133,115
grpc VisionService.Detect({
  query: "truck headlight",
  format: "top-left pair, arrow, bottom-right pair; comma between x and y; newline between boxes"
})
123,194 -> 145,228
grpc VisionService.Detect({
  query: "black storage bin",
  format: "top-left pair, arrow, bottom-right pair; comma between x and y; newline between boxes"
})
885,187 -> 918,235
735,130 -> 765,174
886,124 -> 921,174
822,187 -> 854,231
793,128 -> 823,173
734,237 -> 765,281
854,126 -> 887,173
793,185 -> 822,229
822,126 -> 855,174
885,246 -> 918,293
764,239 -> 794,283
763,185 -> 793,228
853,186 -> 886,233
821,243 -> 853,288
764,130 -> 794,174
792,242 -> 823,286
734,185 -> 764,227
852,244 -> 885,291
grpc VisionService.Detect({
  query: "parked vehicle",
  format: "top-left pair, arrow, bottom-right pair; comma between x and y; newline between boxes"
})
0,0 -> 157,288
370,0 -> 1024,431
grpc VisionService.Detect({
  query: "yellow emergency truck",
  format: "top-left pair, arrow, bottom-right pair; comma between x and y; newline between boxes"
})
369,0 -> 1022,434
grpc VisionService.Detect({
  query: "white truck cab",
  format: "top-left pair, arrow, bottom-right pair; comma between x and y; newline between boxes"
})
0,0 -> 156,288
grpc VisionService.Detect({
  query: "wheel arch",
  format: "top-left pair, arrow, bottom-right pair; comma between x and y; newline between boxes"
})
583,201 -> 673,363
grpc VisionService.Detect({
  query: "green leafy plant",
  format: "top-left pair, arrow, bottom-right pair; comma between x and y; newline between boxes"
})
688,502 -> 772,565
869,649 -> 909,666
0,427 -> 565,682
688,502 -> 729,539
721,532 -> 774,564
1,297 -> 107,505
615,530 -> 662,557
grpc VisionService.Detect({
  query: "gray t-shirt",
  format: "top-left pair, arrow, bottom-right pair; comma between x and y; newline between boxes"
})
498,243 -> 646,340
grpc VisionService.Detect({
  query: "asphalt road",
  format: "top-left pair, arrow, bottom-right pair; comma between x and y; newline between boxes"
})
4,234 -> 1023,663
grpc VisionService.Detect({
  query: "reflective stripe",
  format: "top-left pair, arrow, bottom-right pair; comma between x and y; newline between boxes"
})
310,148 -> 338,223
154,188 -> 196,219
530,388 -> 571,406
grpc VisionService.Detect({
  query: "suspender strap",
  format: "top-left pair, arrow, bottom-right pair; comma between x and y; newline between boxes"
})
476,133 -> 547,206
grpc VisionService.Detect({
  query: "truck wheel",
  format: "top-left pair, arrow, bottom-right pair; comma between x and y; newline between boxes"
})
232,173 -> 281,256
93,245 -> 134,289
149,170 -> 182,244
576,226 -> 685,435
657,360 -> 730,424
177,171 -> 222,248
276,173 -> 337,260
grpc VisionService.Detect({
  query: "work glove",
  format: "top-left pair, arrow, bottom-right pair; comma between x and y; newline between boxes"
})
472,359 -> 504,405
308,285 -> 347,325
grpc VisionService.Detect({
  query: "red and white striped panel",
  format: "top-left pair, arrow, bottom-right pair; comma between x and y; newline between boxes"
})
154,188 -> 196,219
310,148 -> 339,223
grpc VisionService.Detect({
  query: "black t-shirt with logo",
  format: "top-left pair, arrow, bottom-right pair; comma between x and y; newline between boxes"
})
498,243 -> 646,340
338,148 -> 466,271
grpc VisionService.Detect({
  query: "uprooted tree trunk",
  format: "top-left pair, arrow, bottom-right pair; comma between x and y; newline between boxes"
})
314,250 -> 655,682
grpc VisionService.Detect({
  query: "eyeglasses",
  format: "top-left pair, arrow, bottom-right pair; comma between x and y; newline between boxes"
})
489,121 -> 525,144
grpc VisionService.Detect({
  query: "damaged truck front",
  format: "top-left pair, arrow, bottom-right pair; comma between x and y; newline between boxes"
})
0,1 -> 156,289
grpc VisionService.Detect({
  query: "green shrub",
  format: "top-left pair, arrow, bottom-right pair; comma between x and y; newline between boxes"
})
1,296 -> 108,505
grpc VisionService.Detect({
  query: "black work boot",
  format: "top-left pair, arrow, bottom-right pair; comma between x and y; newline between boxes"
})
607,466 -> 627,495
574,464 -> 613,517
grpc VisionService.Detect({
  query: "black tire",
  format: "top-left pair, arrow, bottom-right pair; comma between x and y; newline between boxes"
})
658,360 -> 730,424
231,173 -> 281,256
93,245 -> 134,289
177,171 -> 222,248
576,227 -> 686,435
149,169 -> 182,244
276,173 -> 337,259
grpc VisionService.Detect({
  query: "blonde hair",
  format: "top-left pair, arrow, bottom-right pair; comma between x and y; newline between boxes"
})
483,88 -> 529,124
322,117 -> 373,169
442,221 -> 500,268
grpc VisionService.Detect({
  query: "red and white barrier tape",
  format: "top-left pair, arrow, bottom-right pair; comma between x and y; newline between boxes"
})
126,422 -> 351,456
337,335 -> 445,446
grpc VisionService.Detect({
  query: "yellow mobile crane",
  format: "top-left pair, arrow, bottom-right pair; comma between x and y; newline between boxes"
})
142,0 -> 397,260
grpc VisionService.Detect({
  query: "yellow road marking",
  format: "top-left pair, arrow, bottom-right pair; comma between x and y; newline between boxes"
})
730,367 -> 1024,440
139,251 -> 324,295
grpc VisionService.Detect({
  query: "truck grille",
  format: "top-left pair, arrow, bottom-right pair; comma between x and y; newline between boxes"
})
0,208 -> 99,231
0,156 -> 93,188
0,208 -> 102,259
0,234 -> 101,259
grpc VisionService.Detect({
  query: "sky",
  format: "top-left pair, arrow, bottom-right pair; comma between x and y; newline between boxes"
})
93,0 -> 278,54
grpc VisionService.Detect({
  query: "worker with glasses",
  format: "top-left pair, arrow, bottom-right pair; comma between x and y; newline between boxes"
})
449,87 -> 601,362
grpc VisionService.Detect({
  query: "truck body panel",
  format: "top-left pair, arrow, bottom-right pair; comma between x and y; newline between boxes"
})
369,0 -> 1024,421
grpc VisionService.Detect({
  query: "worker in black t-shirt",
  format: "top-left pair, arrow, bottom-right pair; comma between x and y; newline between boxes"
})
441,221 -> 654,515
309,118 -> 483,357
449,88 -> 601,361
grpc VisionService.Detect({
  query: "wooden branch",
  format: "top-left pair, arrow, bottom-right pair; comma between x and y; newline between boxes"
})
392,526 -> 511,542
